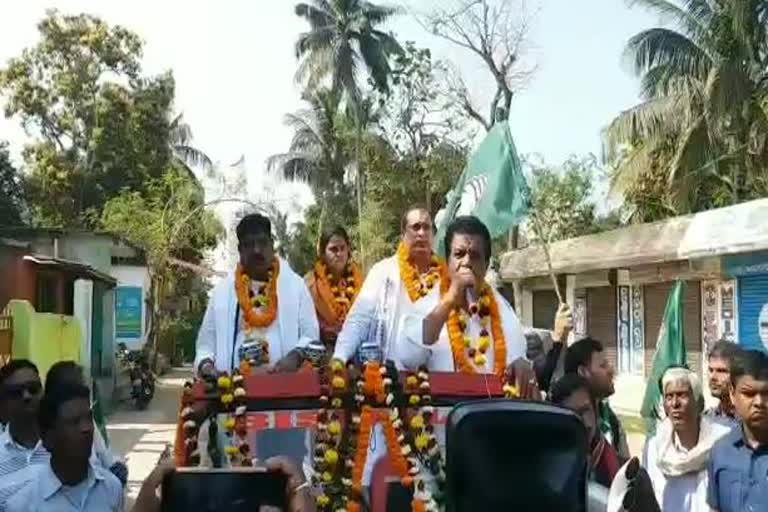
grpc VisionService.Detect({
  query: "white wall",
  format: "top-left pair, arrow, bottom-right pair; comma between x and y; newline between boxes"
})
112,265 -> 150,349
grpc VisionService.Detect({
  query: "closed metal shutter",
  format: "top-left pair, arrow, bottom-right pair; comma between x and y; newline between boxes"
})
644,281 -> 702,376
532,290 -> 559,330
587,286 -> 618,371
737,275 -> 768,351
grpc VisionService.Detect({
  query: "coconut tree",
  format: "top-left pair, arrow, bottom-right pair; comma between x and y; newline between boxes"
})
294,0 -> 402,258
267,88 -> 348,195
170,113 -> 214,175
604,0 -> 768,216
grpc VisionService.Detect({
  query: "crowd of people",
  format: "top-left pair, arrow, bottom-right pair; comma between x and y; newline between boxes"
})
0,206 -> 766,511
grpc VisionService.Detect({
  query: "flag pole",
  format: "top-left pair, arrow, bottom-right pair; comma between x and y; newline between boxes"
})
529,213 -> 564,304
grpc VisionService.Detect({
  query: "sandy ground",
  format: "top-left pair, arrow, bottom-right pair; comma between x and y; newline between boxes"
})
107,367 -> 188,509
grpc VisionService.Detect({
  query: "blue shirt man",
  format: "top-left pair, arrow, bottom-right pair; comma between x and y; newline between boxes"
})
4,383 -> 122,512
707,349 -> 768,512
4,462 -> 122,512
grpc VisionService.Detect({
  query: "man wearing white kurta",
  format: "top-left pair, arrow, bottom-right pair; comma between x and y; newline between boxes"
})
396,215 -> 532,381
194,213 -> 319,467
195,213 -> 319,375
333,207 -> 441,367
332,207 -> 444,488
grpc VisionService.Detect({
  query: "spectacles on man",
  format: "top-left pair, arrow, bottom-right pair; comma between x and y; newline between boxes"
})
2,381 -> 42,399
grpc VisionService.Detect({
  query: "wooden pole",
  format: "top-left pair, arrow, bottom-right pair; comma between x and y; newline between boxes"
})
529,214 -> 564,304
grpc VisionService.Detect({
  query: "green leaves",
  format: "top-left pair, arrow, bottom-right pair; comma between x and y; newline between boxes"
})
607,0 -> 768,221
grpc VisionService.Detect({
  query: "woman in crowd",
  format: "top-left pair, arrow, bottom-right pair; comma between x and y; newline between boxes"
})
549,373 -> 620,487
642,366 -> 730,512
305,226 -> 362,352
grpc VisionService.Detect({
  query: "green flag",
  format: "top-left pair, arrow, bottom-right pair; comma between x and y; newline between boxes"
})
434,121 -> 530,256
640,280 -> 687,435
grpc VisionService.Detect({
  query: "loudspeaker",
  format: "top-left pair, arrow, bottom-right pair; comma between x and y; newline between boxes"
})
446,399 -> 588,512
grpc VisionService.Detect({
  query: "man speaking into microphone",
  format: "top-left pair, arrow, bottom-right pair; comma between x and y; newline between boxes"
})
397,216 -> 538,398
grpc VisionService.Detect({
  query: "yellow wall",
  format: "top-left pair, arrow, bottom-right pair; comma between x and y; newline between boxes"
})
8,300 -> 81,382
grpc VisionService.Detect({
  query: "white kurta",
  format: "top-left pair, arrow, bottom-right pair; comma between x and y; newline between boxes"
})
194,258 -> 320,372
642,419 -> 731,512
333,255 -> 441,368
332,255 -> 442,487
396,288 -> 527,372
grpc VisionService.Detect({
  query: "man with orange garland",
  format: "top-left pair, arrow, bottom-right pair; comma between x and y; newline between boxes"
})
195,212 -> 319,375
330,209 -> 536,494
398,215 -> 533,391
332,206 -> 443,367
305,226 -> 363,355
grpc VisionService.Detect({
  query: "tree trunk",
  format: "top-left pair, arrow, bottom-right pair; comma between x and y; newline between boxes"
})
149,273 -> 163,372
355,129 -> 366,267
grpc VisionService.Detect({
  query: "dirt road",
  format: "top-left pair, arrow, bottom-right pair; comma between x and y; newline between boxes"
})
107,367 -> 189,507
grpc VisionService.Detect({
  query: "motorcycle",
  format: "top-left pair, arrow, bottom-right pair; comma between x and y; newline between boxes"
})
126,350 -> 155,410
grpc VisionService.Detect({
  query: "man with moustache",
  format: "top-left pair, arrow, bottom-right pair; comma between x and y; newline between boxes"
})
195,212 -> 319,375
707,350 -> 768,512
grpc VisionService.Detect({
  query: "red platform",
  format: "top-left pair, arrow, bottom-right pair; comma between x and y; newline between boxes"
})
190,371 -> 504,411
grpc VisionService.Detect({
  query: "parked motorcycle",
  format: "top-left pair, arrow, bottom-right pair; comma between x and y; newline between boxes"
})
126,350 -> 155,409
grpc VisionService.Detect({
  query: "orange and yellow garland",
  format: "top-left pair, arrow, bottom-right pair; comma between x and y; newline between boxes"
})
441,278 -> 507,379
397,242 -> 447,302
313,260 -> 362,321
235,259 -> 279,329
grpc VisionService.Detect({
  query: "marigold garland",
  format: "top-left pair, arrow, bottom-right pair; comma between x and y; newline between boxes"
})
216,370 -> 251,467
405,368 -> 444,511
235,259 -> 279,329
347,407 -> 374,512
441,277 -> 507,378
314,260 -> 362,321
397,242 -> 447,303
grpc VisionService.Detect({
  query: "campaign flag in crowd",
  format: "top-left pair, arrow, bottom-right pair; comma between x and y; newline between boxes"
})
434,121 -> 530,255
640,280 -> 688,434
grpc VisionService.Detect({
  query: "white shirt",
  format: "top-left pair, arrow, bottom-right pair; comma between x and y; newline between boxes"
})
0,430 -> 49,506
195,258 -> 319,372
397,288 -> 527,372
333,255 -> 441,367
331,255 -> 443,487
4,463 -> 123,512
642,430 -> 716,512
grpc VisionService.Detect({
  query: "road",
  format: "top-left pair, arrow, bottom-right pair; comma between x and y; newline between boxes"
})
107,367 -> 189,508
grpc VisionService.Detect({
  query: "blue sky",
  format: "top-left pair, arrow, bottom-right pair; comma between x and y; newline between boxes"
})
0,0 -> 659,200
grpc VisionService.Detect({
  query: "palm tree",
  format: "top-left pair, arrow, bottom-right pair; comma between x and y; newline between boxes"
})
604,0 -> 768,216
170,113 -> 214,176
266,88 -> 348,195
294,0 -> 402,104
294,0 -> 402,260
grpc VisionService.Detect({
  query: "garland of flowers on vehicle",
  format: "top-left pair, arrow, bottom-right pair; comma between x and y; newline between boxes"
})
397,242 -> 447,302
314,359 -> 357,511
314,260 -> 363,321
441,277 -> 507,379
234,259 -> 279,366
178,381 -> 199,467
218,370 -> 251,466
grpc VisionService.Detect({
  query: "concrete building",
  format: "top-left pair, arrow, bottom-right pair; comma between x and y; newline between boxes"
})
0,228 -> 148,409
501,198 -> 768,414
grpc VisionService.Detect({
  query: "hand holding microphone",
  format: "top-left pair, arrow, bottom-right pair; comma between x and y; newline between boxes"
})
446,265 -> 478,310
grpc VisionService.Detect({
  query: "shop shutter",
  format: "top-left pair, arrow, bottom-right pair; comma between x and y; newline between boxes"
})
587,286 -> 618,371
644,282 -> 702,377
737,275 -> 768,351
532,290 -> 559,330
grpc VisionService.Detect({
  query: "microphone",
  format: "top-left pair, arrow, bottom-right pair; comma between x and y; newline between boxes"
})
466,287 -> 479,315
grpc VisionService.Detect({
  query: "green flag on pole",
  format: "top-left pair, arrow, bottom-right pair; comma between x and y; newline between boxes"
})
640,280 -> 687,435
434,121 -> 531,256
